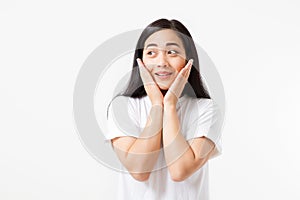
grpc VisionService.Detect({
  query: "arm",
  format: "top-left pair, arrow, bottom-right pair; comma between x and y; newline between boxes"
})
162,59 -> 215,181
162,104 -> 215,182
111,59 -> 164,182
112,104 -> 163,182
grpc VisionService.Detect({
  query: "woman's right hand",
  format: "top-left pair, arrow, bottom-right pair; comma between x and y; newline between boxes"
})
137,58 -> 163,106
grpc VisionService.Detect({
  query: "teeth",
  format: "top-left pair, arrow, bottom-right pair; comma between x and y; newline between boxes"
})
156,73 -> 171,76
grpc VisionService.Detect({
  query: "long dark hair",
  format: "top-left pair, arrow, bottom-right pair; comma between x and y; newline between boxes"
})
120,18 -> 210,99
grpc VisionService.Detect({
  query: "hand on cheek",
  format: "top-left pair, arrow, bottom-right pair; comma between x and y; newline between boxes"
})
164,59 -> 193,106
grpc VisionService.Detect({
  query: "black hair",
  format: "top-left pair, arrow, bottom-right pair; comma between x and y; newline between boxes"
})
120,18 -> 210,99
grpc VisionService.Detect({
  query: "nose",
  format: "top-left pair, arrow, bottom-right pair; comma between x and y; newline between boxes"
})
156,51 -> 168,67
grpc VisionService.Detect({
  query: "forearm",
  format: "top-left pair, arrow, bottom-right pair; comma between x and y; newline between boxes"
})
162,104 -> 197,171
115,105 -> 163,174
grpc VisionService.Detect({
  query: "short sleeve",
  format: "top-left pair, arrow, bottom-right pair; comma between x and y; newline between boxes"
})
185,99 -> 223,159
104,96 -> 141,143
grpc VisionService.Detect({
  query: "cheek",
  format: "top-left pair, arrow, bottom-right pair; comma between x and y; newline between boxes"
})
174,61 -> 186,73
141,58 -> 153,70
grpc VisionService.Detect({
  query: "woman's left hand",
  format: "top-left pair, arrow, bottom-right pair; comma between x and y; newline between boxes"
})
164,59 -> 193,106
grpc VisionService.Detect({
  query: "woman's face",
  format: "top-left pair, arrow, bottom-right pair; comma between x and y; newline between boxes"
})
142,29 -> 187,90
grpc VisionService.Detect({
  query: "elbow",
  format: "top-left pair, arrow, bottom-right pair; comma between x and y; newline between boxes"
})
131,172 -> 150,182
170,160 -> 207,182
169,162 -> 203,182
170,170 -> 188,182
171,175 -> 186,182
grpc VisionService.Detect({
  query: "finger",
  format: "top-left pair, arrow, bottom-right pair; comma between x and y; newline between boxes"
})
169,72 -> 188,98
136,58 -> 145,68
181,59 -> 193,80
137,58 -> 153,82
183,59 -> 193,69
168,60 -> 193,99
137,58 -> 150,75
175,66 -> 190,84
168,80 -> 185,99
137,59 -> 160,92
178,59 -> 193,78
177,67 -> 188,81
137,58 -> 147,74
186,60 -> 193,78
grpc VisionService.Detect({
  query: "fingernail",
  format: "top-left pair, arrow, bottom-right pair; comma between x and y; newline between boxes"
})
190,59 -> 194,64
136,58 -> 142,66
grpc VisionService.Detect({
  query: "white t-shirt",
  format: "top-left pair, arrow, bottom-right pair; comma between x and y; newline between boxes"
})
104,94 -> 222,200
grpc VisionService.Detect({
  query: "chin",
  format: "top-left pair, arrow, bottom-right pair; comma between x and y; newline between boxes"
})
158,84 -> 170,90
159,87 -> 169,90
157,80 -> 173,90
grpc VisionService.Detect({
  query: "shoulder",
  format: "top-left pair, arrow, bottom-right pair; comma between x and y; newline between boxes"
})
112,95 -> 148,102
110,95 -> 143,105
196,98 -> 214,107
183,96 -> 215,110
109,95 -> 149,111
180,97 -> 220,119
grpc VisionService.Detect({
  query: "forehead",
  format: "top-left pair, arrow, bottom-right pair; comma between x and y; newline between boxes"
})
144,29 -> 184,48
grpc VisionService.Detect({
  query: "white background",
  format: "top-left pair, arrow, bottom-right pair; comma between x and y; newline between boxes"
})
1,0 -> 300,199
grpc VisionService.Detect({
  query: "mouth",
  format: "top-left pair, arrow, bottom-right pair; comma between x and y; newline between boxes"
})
154,72 -> 172,77
154,72 -> 173,79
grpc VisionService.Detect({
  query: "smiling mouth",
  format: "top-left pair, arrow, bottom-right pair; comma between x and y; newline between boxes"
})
155,72 -> 172,77
154,72 -> 173,80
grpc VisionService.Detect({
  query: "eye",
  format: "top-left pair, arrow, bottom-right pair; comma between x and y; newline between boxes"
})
145,49 -> 157,57
147,51 -> 155,55
168,50 -> 179,55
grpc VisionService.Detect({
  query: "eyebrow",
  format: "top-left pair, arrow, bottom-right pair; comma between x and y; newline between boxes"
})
166,42 -> 181,47
145,42 -> 181,49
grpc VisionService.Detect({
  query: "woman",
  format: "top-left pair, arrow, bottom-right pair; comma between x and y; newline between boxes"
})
105,18 -> 222,200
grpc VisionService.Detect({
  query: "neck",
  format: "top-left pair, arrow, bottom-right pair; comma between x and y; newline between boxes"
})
160,89 -> 168,96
